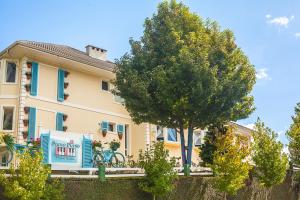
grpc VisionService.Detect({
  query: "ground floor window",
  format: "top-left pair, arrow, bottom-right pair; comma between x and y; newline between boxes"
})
2,106 -> 14,131
193,131 -> 203,147
156,126 -> 164,141
167,128 -> 177,142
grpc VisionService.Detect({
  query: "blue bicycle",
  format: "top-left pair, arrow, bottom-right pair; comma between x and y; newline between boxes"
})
93,141 -> 125,168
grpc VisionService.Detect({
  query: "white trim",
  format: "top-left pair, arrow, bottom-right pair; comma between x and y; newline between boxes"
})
27,95 -> 131,119
0,105 -> 16,132
2,59 -> 19,84
0,95 -> 19,99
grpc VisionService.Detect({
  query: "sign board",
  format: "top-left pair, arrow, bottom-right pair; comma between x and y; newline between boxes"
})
40,130 -> 93,169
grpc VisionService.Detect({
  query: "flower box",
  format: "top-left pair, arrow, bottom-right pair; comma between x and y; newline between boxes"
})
25,84 -> 31,92
24,107 -> 30,114
64,82 -> 69,89
63,114 -> 68,121
64,71 -> 70,78
25,71 -> 32,80
64,93 -> 69,100
22,131 -> 28,140
26,62 -> 32,68
23,119 -> 29,126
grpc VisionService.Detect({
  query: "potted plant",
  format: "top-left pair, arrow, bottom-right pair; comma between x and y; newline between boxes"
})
64,71 -> 70,77
25,71 -> 32,80
109,140 -> 120,151
24,107 -> 30,114
63,126 -> 68,132
64,93 -> 69,100
25,84 -> 31,92
118,132 -> 123,140
102,129 -> 107,137
64,82 -> 69,89
63,114 -> 68,121
23,119 -> 29,126
26,62 -> 32,68
92,140 -> 102,151
22,131 -> 28,140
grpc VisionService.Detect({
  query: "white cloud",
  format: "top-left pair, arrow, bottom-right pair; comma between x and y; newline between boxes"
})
295,33 -> 300,38
256,68 -> 271,80
266,15 -> 294,27
265,14 -> 272,19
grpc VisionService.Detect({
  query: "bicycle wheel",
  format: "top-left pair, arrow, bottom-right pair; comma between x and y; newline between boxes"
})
0,146 -> 13,166
93,152 -> 104,167
111,152 -> 125,168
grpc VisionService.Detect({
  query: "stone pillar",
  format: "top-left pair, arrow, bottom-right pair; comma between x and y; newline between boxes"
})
17,57 -> 28,143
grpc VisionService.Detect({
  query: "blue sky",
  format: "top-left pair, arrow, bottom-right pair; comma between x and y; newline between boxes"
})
1,0 -> 300,145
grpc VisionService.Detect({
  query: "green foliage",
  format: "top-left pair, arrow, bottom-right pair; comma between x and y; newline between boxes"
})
252,119 -> 288,187
0,150 -> 64,200
109,139 -> 121,151
211,127 -> 252,195
0,132 -> 15,152
138,142 -> 177,199
114,0 -> 256,165
200,125 -> 227,166
286,103 -> 300,166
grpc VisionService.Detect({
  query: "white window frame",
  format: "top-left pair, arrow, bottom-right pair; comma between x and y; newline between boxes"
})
156,125 -> 164,141
2,59 -> 18,85
167,128 -> 178,143
0,105 -> 16,132
193,130 -> 204,147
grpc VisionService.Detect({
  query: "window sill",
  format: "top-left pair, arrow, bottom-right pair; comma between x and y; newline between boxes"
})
0,130 -> 14,133
165,141 -> 180,147
2,82 -> 18,85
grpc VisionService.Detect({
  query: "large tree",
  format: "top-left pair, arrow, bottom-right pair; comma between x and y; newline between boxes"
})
286,103 -> 300,167
114,0 -> 256,168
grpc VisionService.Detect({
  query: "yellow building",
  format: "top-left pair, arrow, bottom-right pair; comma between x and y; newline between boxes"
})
0,41 -> 252,167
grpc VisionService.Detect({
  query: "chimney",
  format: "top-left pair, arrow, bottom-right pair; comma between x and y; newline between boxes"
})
85,45 -> 107,61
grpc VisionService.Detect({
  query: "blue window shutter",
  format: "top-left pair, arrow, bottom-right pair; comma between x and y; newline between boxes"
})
167,128 -> 177,142
56,112 -> 64,131
40,133 -> 50,163
117,124 -> 124,134
101,121 -> 108,131
57,69 -> 65,102
30,62 -> 39,96
82,137 -> 93,168
28,107 -> 36,141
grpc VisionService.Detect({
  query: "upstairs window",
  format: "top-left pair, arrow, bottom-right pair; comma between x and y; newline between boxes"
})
2,106 -> 14,131
167,128 -> 177,142
5,62 -> 17,83
108,122 -> 115,132
102,81 -> 109,91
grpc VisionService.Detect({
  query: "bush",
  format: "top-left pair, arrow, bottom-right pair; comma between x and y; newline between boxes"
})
138,142 -> 177,200
0,150 -> 64,200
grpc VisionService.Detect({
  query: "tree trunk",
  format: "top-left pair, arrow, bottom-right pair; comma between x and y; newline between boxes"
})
187,126 -> 193,165
153,195 -> 156,200
179,126 -> 187,166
